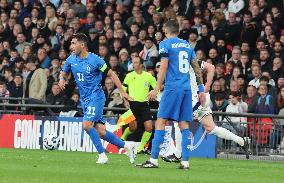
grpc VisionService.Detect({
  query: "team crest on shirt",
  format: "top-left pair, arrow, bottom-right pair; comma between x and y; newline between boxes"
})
86,65 -> 91,73
144,82 -> 149,87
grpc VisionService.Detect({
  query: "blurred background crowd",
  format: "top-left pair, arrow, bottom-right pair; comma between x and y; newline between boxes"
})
0,0 -> 283,119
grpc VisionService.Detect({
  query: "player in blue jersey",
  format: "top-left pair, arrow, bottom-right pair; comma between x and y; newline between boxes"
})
58,33 -> 136,164
137,20 -> 206,169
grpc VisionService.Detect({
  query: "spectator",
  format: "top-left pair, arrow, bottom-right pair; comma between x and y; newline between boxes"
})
119,48 -> 131,72
3,68 -> 14,92
108,55 -> 126,81
188,28 -> 199,49
259,48 -> 272,72
23,56 -> 47,101
271,57 -> 283,82
259,76 -> 277,99
245,85 -> 258,113
45,5 -> 58,31
225,12 -> 242,46
70,0 -> 86,19
46,82 -> 67,112
106,88 -> 125,115
255,84 -> 277,114
49,57 -> 60,82
228,46 -> 241,64
15,33 -> 32,55
212,92 -> 229,122
277,86 -> 284,110
37,47 -> 51,69
228,0 -> 245,15
231,66 -> 241,82
229,80 -> 240,93
239,53 -> 252,79
9,73 -> 23,99
248,65 -> 262,88
222,91 -> 247,147
36,16 -> 51,38
0,81 -> 9,103
103,77 -> 115,107
214,63 -> 225,80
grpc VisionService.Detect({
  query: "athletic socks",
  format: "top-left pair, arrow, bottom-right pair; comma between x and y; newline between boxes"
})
137,131 -> 152,153
150,130 -> 165,159
103,130 -> 125,148
181,128 -> 191,161
209,126 -> 244,146
174,123 -> 182,158
86,127 -> 105,154
121,127 -> 133,141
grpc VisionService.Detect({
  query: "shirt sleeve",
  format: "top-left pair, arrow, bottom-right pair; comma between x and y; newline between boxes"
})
150,75 -> 157,89
62,57 -> 71,73
91,54 -> 107,72
158,41 -> 169,59
122,74 -> 130,92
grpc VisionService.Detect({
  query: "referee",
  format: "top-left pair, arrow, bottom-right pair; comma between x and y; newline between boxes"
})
121,56 -> 157,153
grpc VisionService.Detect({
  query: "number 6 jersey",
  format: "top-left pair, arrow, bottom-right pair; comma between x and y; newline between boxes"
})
158,36 -> 196,91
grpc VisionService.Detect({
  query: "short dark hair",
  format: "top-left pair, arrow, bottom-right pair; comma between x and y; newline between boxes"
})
215,92 -> 225,101
164,20 -> 179,35
71,33 -> 89,47
229,91 -> 239,97
260,76 -> 269,82
0,81 -> 6,86
132,56 -> 144,65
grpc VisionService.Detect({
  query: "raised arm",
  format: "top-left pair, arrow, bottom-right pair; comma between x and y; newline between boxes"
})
191,59 -> 204,92
203,62 -> 215,93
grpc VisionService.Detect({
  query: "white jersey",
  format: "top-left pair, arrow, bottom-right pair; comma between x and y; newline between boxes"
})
189,61 -> 212,121
190,65 -> 199,106
189,61 -> 205,106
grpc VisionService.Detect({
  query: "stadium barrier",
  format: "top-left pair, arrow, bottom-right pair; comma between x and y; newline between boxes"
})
0,114 -> 216,158
0,98 -> 284,156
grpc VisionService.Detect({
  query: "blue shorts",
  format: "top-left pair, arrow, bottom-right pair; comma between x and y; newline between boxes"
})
157,89 -> 192,122
82,97 -> 105,123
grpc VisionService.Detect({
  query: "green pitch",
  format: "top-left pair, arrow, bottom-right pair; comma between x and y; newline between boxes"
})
1,148 -> 284,183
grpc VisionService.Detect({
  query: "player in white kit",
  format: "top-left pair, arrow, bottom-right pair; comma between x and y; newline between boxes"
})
162,61 -> 250,163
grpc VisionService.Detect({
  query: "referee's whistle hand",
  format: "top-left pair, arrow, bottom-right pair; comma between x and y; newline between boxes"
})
148,90 -> 157,101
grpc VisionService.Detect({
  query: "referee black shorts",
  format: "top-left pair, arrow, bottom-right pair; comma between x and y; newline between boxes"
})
129,101 -> 153,123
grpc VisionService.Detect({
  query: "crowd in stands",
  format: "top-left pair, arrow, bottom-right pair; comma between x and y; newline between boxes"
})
0,0 -> 283,123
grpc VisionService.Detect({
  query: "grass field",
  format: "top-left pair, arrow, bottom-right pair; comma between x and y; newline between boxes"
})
1,148 -> 284,183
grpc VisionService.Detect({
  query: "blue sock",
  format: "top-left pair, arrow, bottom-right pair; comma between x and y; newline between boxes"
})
86,128 -> 105,154
181,128 -> 191,161
151,130 -> 165,159
103,130 -> 125,148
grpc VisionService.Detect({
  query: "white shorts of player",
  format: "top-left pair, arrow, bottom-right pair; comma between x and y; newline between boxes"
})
192,94 -> 212,122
